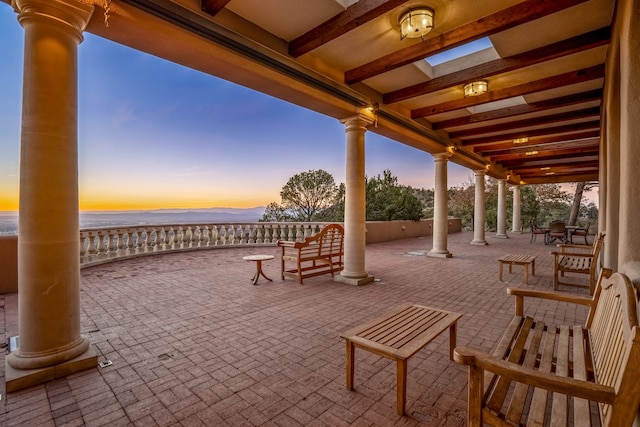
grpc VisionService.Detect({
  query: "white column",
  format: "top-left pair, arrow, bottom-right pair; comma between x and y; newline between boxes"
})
618,0 -> 640,282
471,169 -> 487,245
512,185 -> 522,233
6,0 -> 97,392
495,179 -> 508,238
428,153 -> 453,258
335,113 -> 374,286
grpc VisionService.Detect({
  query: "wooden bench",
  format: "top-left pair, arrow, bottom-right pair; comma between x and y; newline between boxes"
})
340,303 -> 462,415
277,223 -> 344,284
552,232 -> 605,295
454,268 -> 640,427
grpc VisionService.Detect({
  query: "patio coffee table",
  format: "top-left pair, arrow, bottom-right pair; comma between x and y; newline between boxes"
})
340,303 -> 462,415
242,254 -> 274,285
498,254 -> 536,284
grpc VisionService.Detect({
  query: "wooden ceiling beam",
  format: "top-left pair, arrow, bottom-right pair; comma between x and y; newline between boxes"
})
514,161 -> 600,174
491,147 -> 599,163
289,0 -> 407,57
504,155 -> 599,169
498,150 -> 599,166
522,173 -> 599,184
412,64 -> 604,118
483,139 -> 599,157
432,89 -> 602,130
386,26 -> 610,104
201,0 -> 232,16
344,0 -> 590,84
474,130 -> 601,153
449,107 -> 601,139
460,120 -> 600,146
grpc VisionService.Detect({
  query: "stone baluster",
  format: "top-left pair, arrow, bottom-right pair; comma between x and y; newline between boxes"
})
191,226 -> 200,247
106,230 -> 117,256
176,226 -> 184,249
296,224 -> 304,242
93,231 -> 103,257
87,231 -> 97,257
156,227 -> 166,251
117,230 -> 126,256
210,225 -> 218,245
255,225 -> 262,244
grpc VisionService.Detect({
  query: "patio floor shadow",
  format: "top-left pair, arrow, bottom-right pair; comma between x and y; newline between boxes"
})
0,231 -> 593,426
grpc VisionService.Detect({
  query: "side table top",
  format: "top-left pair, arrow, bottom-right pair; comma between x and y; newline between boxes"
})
340,303 -> 462,360
242,255 -> 275,261
499,254 -> 536,263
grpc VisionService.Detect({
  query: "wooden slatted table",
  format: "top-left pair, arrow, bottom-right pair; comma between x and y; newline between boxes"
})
340,303 -> 462,415
498,254 -> 536,284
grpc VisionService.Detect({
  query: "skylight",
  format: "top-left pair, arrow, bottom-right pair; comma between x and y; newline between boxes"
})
426,37 -> 494,66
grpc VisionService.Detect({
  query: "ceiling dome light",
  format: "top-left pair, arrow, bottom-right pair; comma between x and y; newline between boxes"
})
399,7 -> 434,40
463,80 -> 488,97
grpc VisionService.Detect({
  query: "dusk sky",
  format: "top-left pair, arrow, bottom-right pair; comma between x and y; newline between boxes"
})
1,5 -> 490,211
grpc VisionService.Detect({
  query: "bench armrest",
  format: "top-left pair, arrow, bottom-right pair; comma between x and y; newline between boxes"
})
550,251 -> 594,258
507,287 -> 593,316
453,346 -> 616,404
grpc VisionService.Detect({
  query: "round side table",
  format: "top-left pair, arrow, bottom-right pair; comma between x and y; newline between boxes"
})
242,254 -> 275,285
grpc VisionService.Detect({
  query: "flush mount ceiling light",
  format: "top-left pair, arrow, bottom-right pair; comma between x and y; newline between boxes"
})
463,80 -> 488,97
399,7 -> 434,40
513,137 -> 528,144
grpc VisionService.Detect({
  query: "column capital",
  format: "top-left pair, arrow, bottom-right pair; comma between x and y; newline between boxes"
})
433,151 -> 453,161
340,112 -> 376,130
13,0 -> 94,40
473,169 -> 486,176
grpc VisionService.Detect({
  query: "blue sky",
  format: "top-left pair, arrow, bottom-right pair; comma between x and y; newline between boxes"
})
0,4 -> 471,211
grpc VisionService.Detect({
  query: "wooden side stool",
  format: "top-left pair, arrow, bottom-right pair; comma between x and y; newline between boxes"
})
498,254 -> 536,284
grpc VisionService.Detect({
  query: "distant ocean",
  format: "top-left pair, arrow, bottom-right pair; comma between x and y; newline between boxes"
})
0,207 -> 266,235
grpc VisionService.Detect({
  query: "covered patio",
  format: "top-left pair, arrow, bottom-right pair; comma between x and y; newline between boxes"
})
0,231 -> 591,426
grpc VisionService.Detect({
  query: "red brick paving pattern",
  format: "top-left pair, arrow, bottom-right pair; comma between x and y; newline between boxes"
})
0,231 -> 592,426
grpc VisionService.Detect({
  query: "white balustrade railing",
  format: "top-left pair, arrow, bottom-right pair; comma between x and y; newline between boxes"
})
79,222 -> 334,267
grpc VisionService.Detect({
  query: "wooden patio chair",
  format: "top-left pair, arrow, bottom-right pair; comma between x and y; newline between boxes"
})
546,220 -> 567,245
528,220 -> 547,243
551,232 -> 605,295
569,221 -> 590,244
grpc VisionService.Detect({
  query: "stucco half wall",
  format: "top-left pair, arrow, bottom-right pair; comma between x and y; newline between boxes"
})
365,219 -> 461,244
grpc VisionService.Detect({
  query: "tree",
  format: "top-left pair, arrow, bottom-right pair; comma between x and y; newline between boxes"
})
260,169 -> 340,222
448,175 -> 476,231
568,181 -> 598,225
365,170 -> 423,221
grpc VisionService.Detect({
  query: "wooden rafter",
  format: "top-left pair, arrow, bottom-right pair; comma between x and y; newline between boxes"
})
498,149 -> 599,166
507,155 -> 599,168
514,160 -> 599,174
412,64 -> 604,118
432,89 -> 602,130
289,0 -> 407,57
344,0 -> 589,84
201,0 -> 232,16
460,120 -> 600,146
386,26 -> 610,104
449,107 -> 601,139
481,140 -> 598,157
474,130 -> 601,153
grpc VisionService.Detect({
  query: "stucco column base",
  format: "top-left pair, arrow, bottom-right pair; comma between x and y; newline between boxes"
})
470,240 -> 488,246
427,250 -> 452,258
494,234 -> 509,239
5,344 -> 97,393
334,274 -> 375,286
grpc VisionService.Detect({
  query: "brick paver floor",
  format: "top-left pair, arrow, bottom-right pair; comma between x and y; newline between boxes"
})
0,231 -> 592,426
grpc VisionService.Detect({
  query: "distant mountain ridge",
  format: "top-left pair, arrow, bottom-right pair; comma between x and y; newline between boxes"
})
0,207 -> 267,235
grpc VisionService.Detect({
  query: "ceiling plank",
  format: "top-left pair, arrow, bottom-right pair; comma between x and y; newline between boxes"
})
432,89 -> 602,130
412,64 -> 604,118
460,120 -> 600,146
475,131 -> 601,153
386,26 -> 610,104
344,0 -> 590,84
201,0 -> 232,16
514,161 -> 599,174
289,0 -> 408,57
449,107 -> 601,139
506,155 -> 599,168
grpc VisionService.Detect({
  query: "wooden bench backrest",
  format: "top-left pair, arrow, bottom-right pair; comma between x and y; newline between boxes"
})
316,224 -> 344,257
590,232 -> 605,256
586,269 -> 640,426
